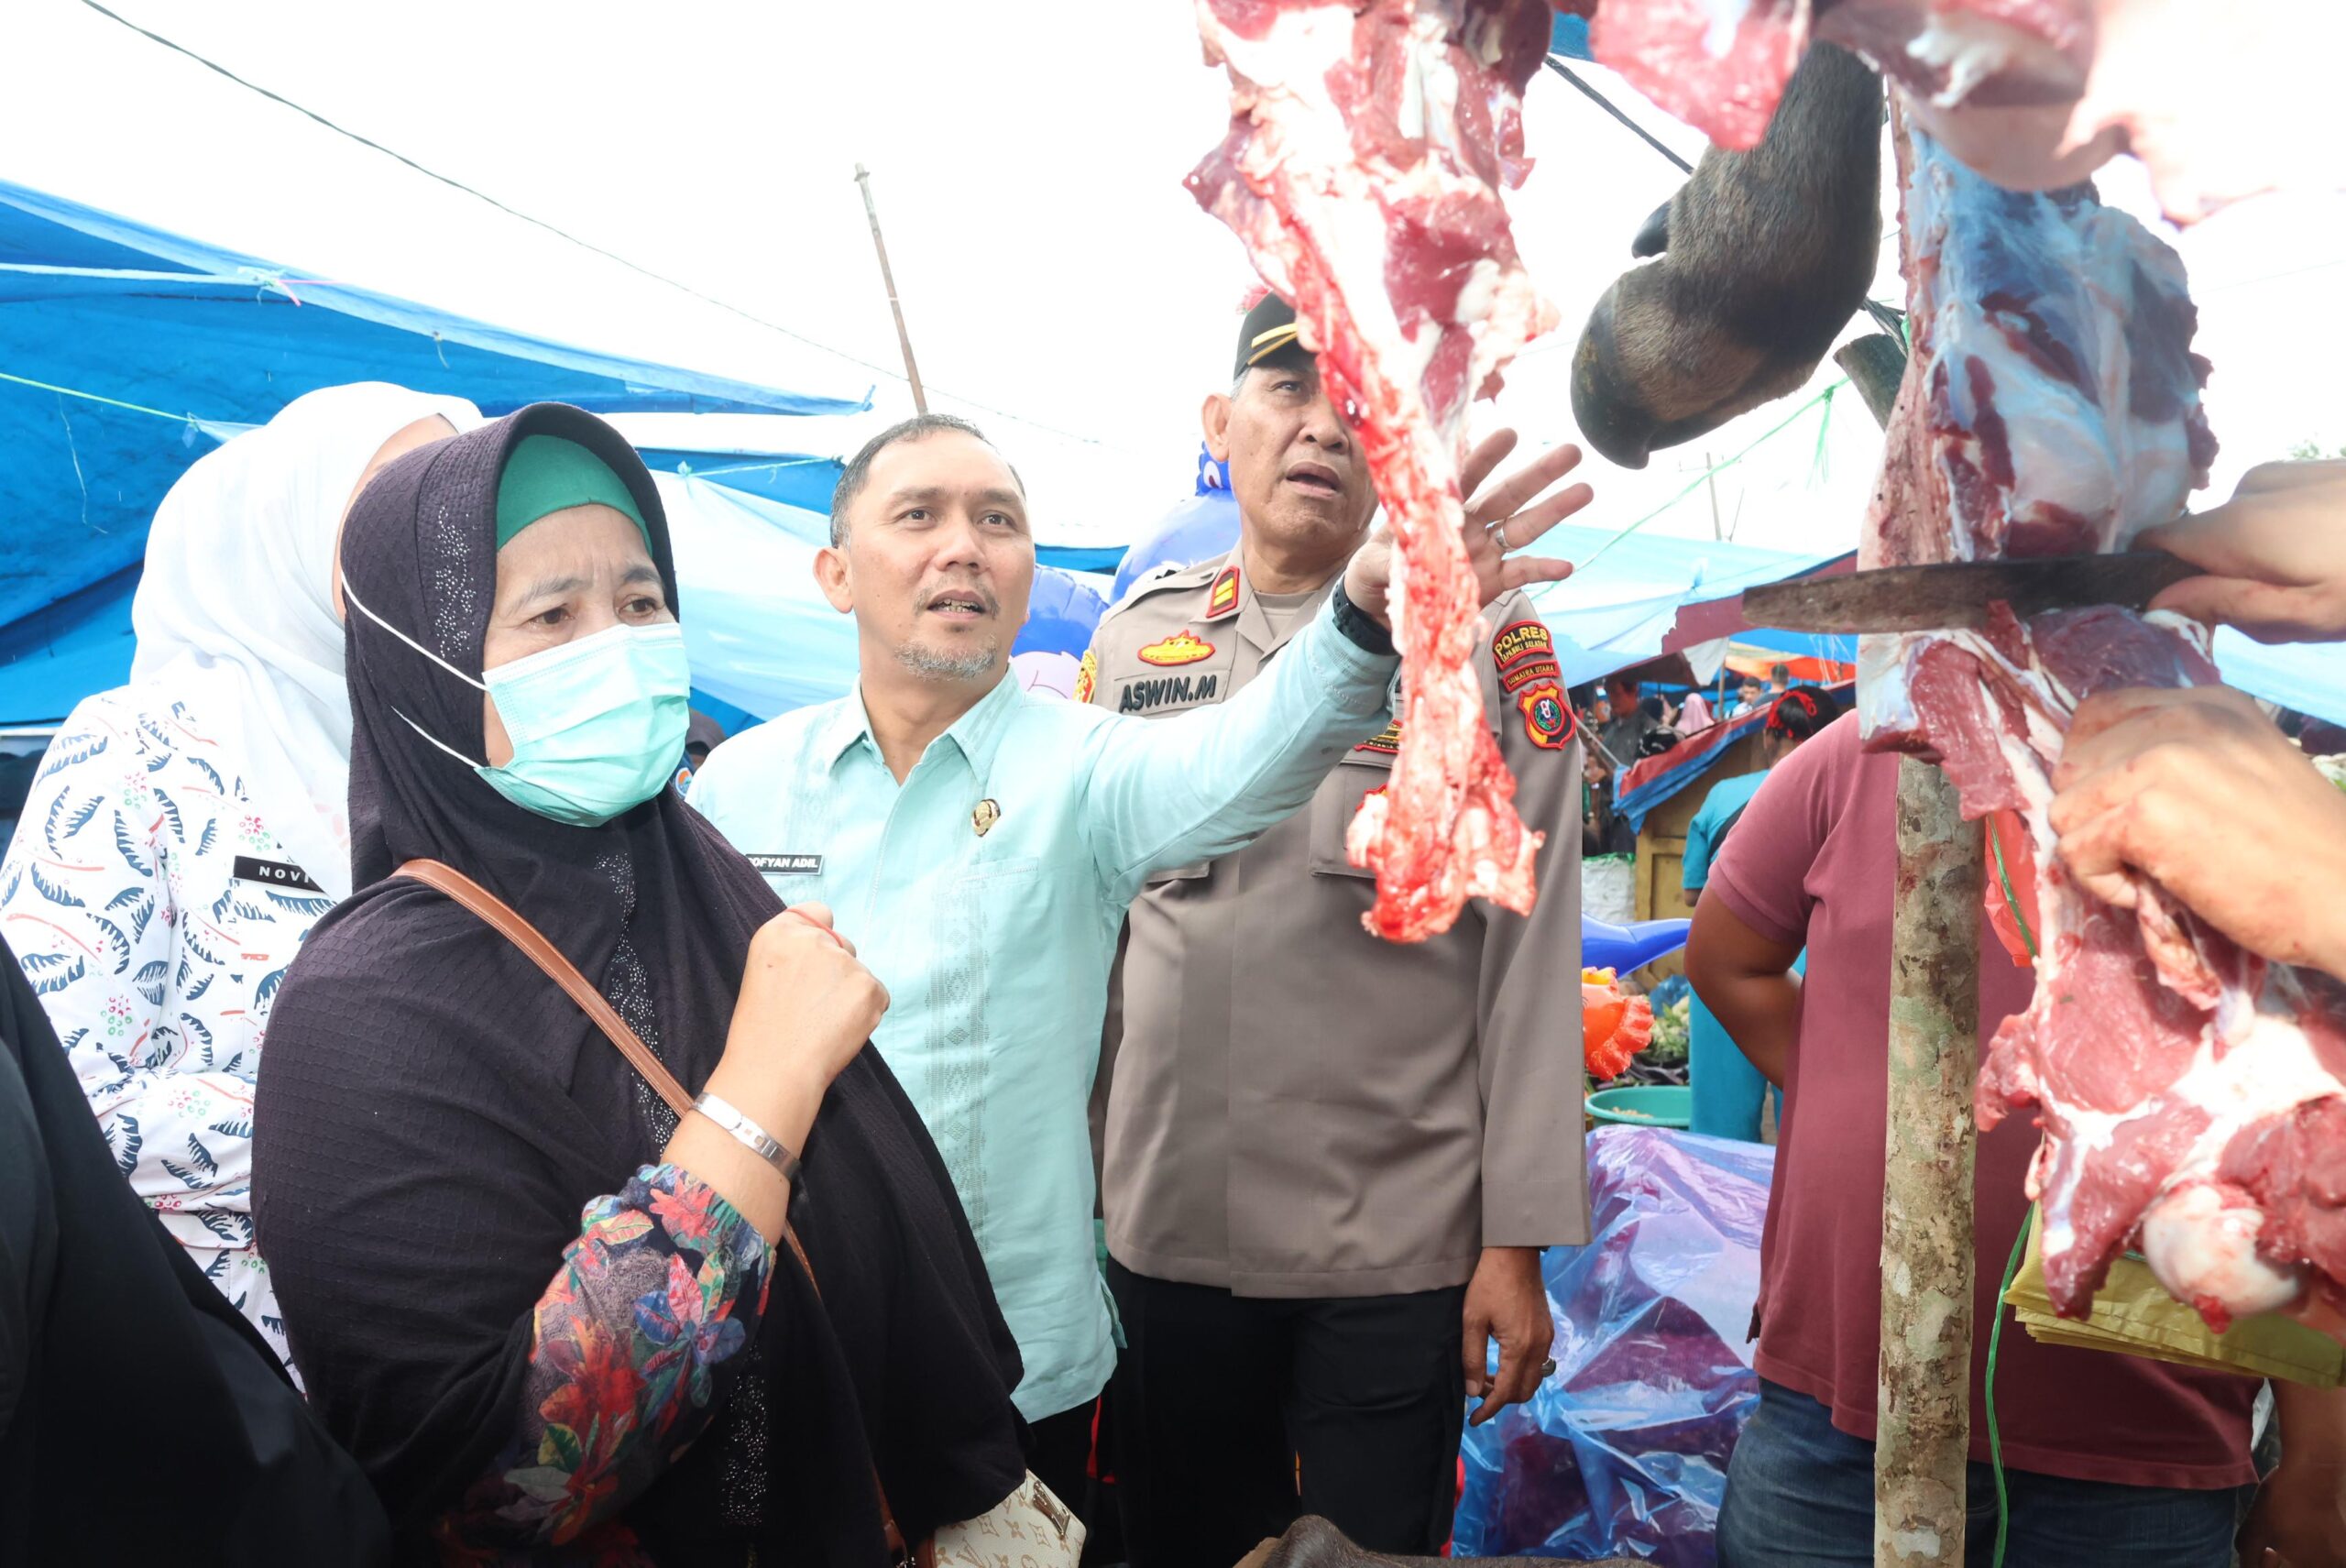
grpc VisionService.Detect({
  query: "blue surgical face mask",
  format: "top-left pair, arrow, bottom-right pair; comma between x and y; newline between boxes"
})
344,579 -> 691,828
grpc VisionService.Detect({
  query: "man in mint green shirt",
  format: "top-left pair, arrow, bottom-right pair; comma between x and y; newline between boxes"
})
688,411 -> 1577,1507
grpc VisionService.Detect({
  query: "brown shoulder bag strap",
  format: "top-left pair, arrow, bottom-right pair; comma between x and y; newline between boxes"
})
391,858 -> 920,1564
396,858 -> 694,1115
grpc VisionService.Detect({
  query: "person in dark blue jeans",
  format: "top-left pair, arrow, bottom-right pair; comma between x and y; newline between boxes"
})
1718,1377 -> 2253,1568
1687,716 -> 2346,1568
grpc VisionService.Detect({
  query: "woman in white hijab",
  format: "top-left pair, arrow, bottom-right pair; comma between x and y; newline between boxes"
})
0,382 -> 477,1372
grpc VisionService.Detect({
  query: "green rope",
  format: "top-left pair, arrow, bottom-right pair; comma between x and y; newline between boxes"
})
1983,820 -> 2038,1566
0,367 -> 206,426
1573,378 -> 1850,574
1808,383 -> 1837,488
1989,823 -> 2039,959
1987,1204 -> 2034,1568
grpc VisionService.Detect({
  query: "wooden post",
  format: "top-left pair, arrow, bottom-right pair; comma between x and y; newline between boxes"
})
852,163 -> 928,413
1875,756 -> 1983,1564
1864,108 -> 1984,1568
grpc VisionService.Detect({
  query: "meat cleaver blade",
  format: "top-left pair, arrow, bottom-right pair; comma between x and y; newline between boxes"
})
1741,552 -> 2199,633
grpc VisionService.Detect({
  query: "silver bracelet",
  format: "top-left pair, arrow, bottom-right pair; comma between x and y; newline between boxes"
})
693,1092 -> 803,1186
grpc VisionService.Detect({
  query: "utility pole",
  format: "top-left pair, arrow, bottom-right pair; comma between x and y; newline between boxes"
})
1704,450 -> 1723,539
853,163 -> 927,413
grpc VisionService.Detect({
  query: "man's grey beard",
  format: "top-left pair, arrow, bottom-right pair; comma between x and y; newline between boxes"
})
895,637 -> 1000,683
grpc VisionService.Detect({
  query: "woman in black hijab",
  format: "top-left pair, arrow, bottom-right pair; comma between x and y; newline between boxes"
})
253,405 -> 1025,1564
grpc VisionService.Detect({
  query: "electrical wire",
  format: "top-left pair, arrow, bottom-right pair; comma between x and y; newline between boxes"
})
75,0 -> 1122,449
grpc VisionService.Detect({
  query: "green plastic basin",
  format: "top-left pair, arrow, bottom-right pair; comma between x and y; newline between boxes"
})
1585,1083 -> 1694,1130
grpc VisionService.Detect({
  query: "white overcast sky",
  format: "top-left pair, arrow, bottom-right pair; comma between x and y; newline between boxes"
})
4,0 -> 2341,560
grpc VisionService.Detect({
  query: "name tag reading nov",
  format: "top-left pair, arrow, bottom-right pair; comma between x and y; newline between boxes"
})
231,855 -> 323,894
747,853 -> 824,876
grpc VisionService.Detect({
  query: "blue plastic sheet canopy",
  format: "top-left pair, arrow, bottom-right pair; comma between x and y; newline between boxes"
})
1455,1125 -> 1772,1565
0,177 -> 872,721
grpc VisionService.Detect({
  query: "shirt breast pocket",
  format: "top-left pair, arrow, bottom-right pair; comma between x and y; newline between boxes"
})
1309,752 -> 1395,880
951,854 -> 1047,942
1308,702 -> 1503,878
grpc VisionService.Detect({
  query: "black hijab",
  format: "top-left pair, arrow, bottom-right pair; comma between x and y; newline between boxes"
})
253,405 -> 1024,1564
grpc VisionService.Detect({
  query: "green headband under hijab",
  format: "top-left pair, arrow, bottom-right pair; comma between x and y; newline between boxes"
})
494,434 -> 651,550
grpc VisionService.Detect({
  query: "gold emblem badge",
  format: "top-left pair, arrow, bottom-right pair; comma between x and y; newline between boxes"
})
971,798 -> 1002,837
1137,630 -> 1216,667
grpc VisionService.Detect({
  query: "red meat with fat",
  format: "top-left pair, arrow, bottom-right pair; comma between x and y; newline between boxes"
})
1189,0 -> 1559,941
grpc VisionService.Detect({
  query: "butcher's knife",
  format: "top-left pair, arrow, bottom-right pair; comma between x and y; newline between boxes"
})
1741,551 -> 2198,633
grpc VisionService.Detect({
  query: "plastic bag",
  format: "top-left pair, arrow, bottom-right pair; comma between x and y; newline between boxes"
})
1453,1126 -> 1773,1564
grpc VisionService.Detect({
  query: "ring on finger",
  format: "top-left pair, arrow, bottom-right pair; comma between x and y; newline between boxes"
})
1492,519 -> 1512,551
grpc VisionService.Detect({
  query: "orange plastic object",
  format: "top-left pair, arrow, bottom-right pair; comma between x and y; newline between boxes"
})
1582,966 -> 1653,1082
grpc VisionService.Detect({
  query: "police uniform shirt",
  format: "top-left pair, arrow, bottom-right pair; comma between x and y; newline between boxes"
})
1087,554 -> 1593,1298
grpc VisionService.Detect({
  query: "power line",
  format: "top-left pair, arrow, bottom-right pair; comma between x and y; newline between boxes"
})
75,0 -> 1121,448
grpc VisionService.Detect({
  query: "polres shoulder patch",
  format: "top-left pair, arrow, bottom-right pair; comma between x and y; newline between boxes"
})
1491,619 -> 1554,670
1073,649 -> 1098,705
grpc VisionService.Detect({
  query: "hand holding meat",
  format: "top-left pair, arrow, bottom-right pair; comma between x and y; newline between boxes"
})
2051,685 -> 2346,980
1339,432 -> 1589,628
2143,461 -> 2346,644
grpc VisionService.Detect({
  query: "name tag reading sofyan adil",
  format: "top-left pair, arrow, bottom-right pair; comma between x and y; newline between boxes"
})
746,853 -> 823,875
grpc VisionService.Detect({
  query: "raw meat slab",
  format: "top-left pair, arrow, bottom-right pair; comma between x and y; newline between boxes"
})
1188,0 -> 1557,942
1860,129 -> 2346,1326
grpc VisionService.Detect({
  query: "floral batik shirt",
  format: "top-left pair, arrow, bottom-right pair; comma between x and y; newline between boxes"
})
435,1164 -> 774,1563
0,688 -> 336,1374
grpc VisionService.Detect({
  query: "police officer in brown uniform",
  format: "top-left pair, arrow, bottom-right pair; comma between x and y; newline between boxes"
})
1083,296 -> 1595,1566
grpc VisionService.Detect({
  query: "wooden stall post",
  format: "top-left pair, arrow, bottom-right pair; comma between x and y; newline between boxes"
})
1875,757 -> 1984,1564
1861,111 -> 1985,1568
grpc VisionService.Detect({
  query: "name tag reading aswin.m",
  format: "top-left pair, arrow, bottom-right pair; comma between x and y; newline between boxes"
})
746,853 -> 823,876
231,855 -> 324,894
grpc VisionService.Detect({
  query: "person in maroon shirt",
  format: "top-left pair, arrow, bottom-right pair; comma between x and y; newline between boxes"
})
1688,712 -> 2346,1567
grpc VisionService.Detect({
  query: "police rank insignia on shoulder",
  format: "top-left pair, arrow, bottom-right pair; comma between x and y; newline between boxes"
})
1137,630 -> 1216,667
1515,680 -> 1574,750
1207,564 -> 1242,620
1073,649 -> 1097,704
1354,719 -> 1402,756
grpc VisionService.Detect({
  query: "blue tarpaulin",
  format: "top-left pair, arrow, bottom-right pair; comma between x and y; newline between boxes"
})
1550,10 -> 1593,59
1528,528 -> 1842,687
0,175 -> 872,711
636,444 -> 1132,576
